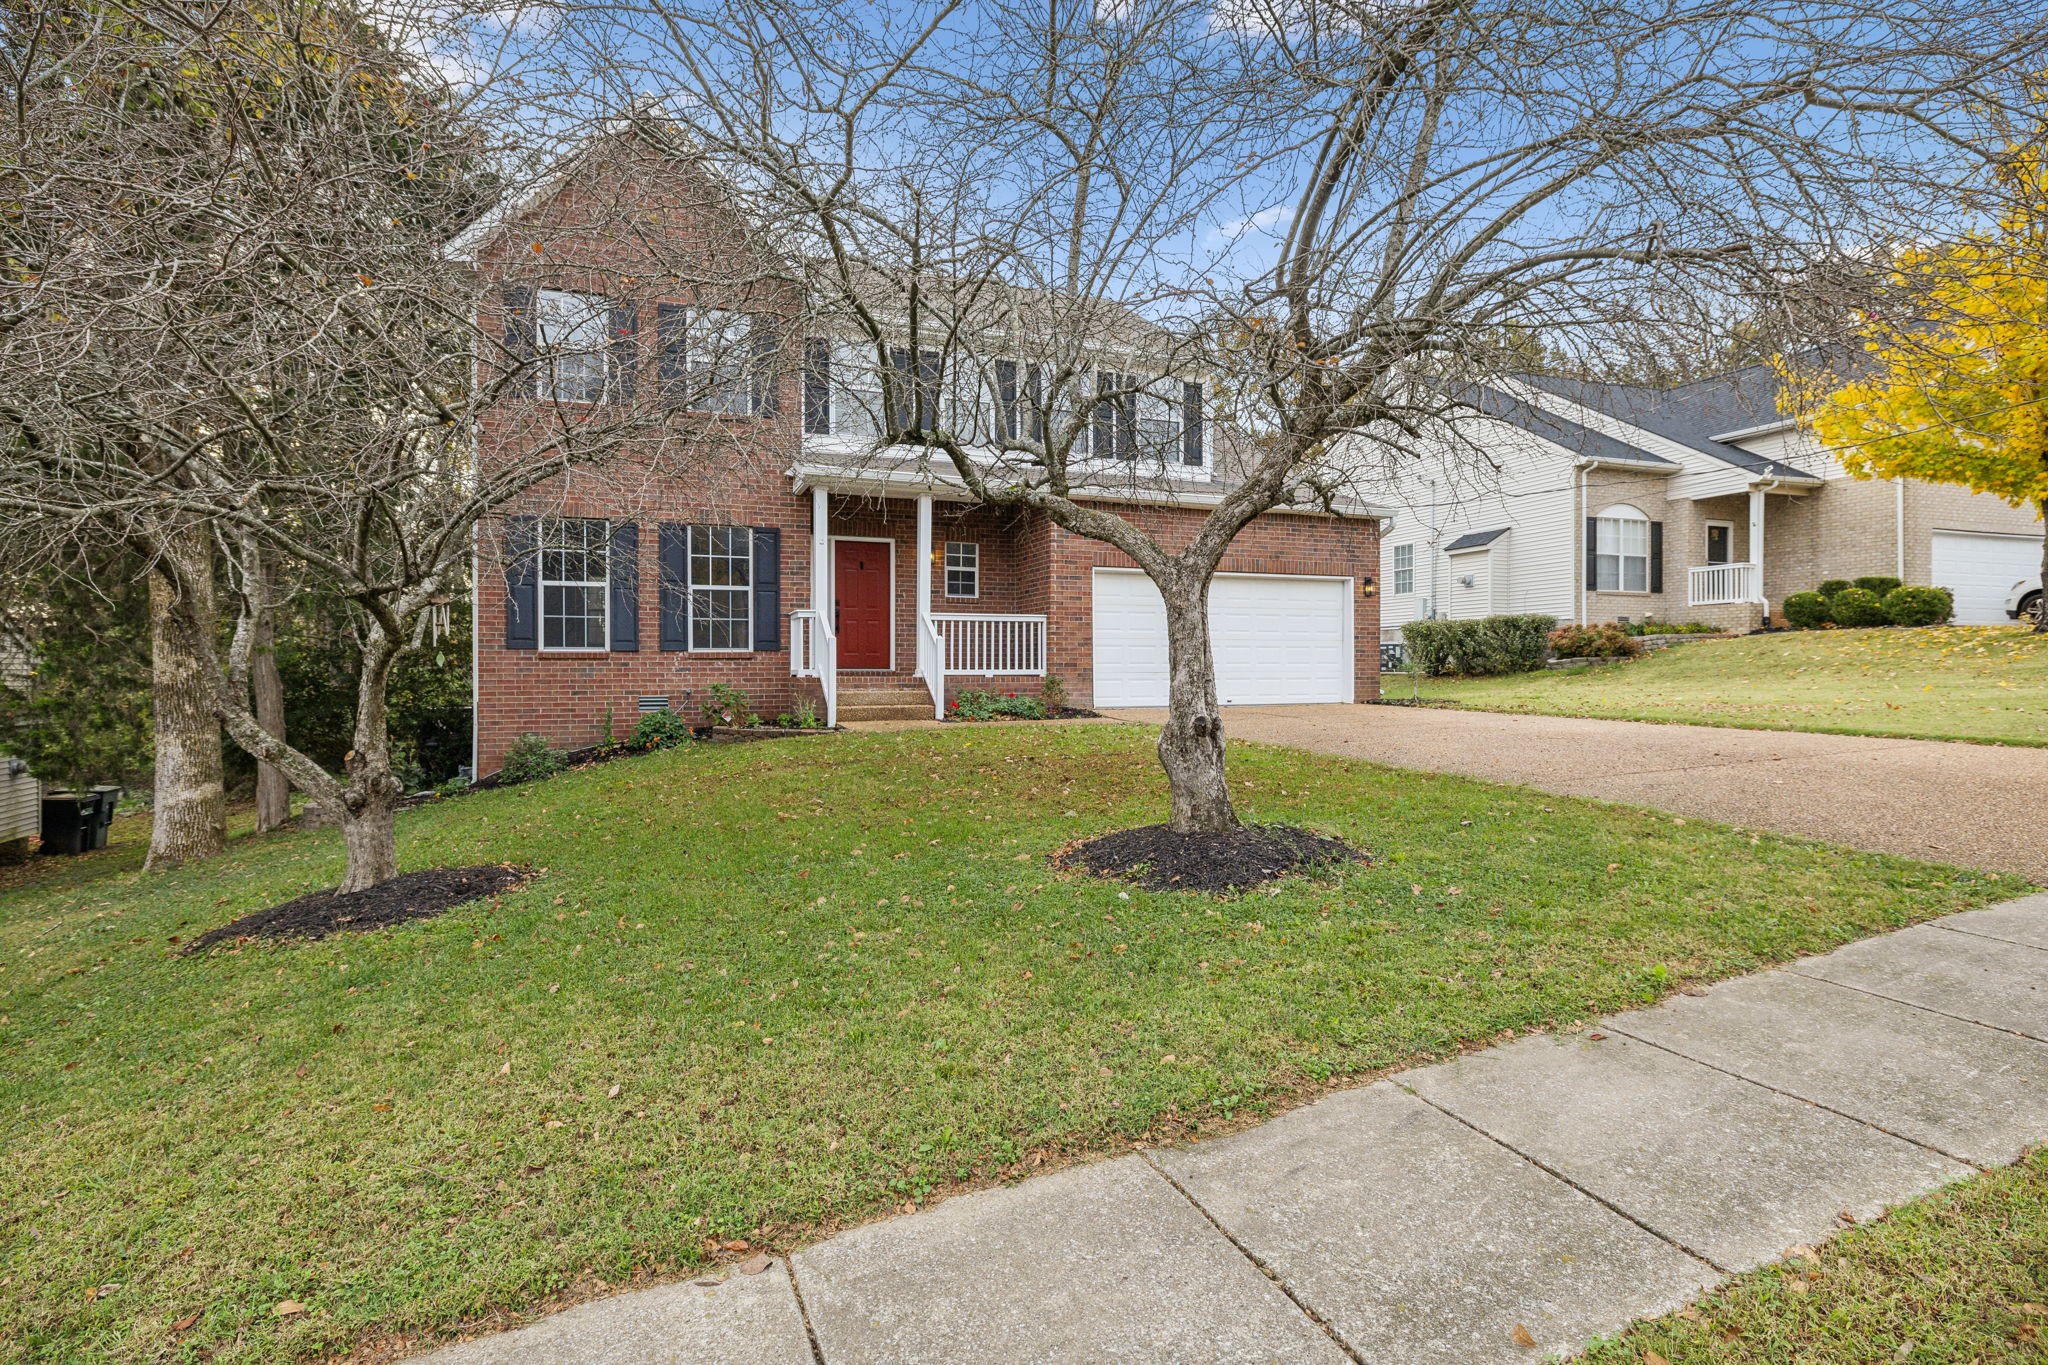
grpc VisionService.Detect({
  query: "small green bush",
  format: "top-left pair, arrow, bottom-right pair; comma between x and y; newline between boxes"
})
703,683 -> 758,728
1829,586 -> 1887,627
1402,614 -> 1557,675
1547,623 -> 1641,659
1881,584 -> 1955,627
1816,579 -> 1853,599
949,689 -> 1047,721
499,733 -> 565,784
1781,592 -> 1833,629
1623,620 -> 1724,637
1853,575 -> 1902,598
627,709 -> 694,750
1040,673 -> 1070,712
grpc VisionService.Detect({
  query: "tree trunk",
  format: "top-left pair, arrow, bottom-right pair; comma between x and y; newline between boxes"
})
145,526 -> 226,868
336,635 -> 404,893
1157,580 -> 1239,834
251,554 -> 291,832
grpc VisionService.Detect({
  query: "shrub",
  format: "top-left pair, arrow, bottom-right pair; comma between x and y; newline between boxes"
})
792,694 -> 824,729
1402,614 -> 1556,675
702,682 -> 759,728
1816,579 -> 1854,599
1039,673 -> 1070,713
949,689 -> 1047,721
1853,575 -> 1903,599
1547,623 -> 1641,659
626,709 -> 694,750
1828,586 -> 1887,627
499,733 -> 565,784
1623,620 -> 1723,637
1882,584 -> 1955,627
1781,592 -> 1833,628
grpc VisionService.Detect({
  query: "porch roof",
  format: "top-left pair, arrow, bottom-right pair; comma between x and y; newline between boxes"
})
788,457 -> 1393,519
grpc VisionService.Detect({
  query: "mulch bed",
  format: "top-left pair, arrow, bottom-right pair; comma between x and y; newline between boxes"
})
1054,823 -> 1365,894
185,864 -> 531,951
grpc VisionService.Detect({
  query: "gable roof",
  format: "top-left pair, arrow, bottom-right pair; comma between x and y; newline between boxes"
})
1513,368 -> 1819,482
1463,385 -> 1676,469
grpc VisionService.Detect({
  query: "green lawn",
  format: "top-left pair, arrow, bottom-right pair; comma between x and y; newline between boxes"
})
1413,625 -> 2048,745
0,725 -> 2020,1364
1582,1146 -> 2048,1364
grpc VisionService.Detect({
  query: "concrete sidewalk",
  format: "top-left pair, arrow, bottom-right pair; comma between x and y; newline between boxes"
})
1110,704 -> 2048,883
415,895 -> 2048,1365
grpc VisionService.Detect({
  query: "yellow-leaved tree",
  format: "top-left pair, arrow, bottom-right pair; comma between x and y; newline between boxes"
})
1805,133 -> 2048,630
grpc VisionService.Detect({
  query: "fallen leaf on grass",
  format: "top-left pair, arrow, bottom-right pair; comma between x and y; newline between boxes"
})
608,1084 -> 622,1099
1510,1323 -> 1537,1348
171,1310 -> 202,1332
1645,1352 -> 1671,1365
274,1300 -> 306,1318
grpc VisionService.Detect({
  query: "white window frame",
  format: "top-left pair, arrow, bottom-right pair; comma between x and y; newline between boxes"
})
535,289 -> 612,404
944,541 -> 980,599
688,525 -> 753,653
828,340 -> 887,445
1389,543 -> 1415,595
1704,519 -> 1735,565
1133,376 -> 1183,466
673,307 -> 756,415
539,518 -> 609,652
1595,505 -> 1652,594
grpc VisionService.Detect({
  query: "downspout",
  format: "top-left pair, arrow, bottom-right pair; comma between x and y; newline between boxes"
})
1894,477 -> 1906,581
1576,461 -> 1591,626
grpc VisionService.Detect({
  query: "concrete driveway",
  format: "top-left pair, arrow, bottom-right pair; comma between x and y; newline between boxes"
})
1107,705 -> 2048,883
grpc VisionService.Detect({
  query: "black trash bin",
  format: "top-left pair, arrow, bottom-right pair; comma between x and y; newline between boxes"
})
87,785 -> 123,850
39,791 -> 87,856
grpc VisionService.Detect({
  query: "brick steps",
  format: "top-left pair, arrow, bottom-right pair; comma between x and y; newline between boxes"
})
838,684 -> 937,723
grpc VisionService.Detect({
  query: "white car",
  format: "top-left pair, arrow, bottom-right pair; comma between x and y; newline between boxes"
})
2007,577 -> 2043,626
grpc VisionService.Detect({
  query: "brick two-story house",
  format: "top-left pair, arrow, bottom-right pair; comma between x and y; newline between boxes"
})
453,124 -> 1383,776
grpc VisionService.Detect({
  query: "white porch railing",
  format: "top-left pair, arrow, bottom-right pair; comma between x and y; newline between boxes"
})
789,609 -> 839,728
1688,562 -> 1760,607
915,614 -> 946,720
930,613 -> 1048,676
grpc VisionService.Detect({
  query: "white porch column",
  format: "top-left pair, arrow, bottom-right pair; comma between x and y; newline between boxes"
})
1748,486 -> 1767,609
811,486 -> 830,618
915,494 -> 934,623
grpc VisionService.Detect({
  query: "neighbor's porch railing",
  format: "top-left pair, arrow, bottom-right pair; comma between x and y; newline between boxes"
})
931,613 -> 1048,676
789,609 -> 838,728
1688,562 -> 1759,607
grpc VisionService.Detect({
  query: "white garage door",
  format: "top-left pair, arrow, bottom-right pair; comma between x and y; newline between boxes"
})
1931,530 -> 2043,625
1091,569 -> 1353,708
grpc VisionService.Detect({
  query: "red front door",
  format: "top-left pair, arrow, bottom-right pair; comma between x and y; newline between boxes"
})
834,541 -> 892,669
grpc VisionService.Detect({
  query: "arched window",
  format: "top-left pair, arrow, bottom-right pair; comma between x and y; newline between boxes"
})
1594,504 -> 1651,592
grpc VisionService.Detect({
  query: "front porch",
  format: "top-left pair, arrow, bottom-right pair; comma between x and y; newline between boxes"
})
1677,484 -> 1803,629
789,487 -> 1052,724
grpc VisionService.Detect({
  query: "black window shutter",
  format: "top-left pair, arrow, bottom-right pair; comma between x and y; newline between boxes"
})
658,523 -> 690,651
1092,372 -> 1115,460
608,303 -> 638,405
608,522 -> 639,652
1182,380 -> 1204,466
1585,517 -> 1599,590
804,338 -> 832,434
753,317 -> 782,417
916,349 -> 941,432
1025,364 -> 1044,443
995,359 -> 1019,441
504,515 -> 538,649
751,527 -> 782,651
502,285 -> 537,397
656,303 -> 687,409
1649,521 -> 1664,594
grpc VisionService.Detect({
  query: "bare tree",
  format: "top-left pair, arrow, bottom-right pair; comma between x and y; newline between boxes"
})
0,1 -> 755,890
567,0 -> 2043,833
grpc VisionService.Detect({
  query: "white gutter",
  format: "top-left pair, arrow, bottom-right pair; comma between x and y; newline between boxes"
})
1711,418 -> 1799,444
787,462 -> 1395,520
1576,460 -> 1590,626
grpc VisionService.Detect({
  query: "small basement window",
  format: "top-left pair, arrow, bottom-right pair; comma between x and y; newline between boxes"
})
944,542 -> 980,598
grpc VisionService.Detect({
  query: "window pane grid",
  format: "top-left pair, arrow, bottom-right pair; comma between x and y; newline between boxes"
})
1595,515 -> 1650,594
689,526 -> 752,650
1390,544 -> 1414,595
944,541 -> 979,598
540,518 -> 608,649
537,290 -> 610,403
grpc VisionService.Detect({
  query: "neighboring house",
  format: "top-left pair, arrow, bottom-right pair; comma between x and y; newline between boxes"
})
1368,367 -> 2045,639
0,637 -> 36,855
453,123 -> 1384,776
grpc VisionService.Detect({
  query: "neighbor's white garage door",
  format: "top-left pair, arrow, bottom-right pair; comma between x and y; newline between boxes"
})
1091,569 -> 1353,708
1931,530 -> 2044,625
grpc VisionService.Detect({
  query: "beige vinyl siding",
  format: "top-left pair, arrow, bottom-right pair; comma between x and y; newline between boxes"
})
0,761 -> 37,843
